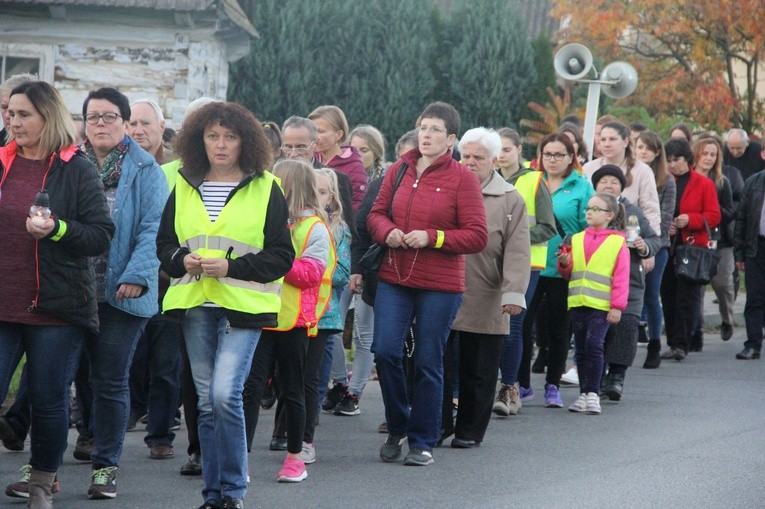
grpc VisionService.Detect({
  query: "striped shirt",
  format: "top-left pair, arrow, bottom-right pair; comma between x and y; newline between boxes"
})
202,181 -> 238,222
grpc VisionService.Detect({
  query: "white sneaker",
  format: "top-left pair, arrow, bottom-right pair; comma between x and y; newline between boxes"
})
300,442 -> 316,464
568,393 -> 587,413
585,393 -> 601,415
560,366 -> 579,386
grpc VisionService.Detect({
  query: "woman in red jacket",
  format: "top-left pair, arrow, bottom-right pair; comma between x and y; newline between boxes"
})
368,102 -> 488,466
659,138 -> 721,361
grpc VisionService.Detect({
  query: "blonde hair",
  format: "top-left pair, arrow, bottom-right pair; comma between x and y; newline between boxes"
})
9,81 -> 75,159
272,159 -> 327,226
692,137 -> 724,189
308,105 -> 350,144
349,124 -> 386,174
314,168 -> 345,239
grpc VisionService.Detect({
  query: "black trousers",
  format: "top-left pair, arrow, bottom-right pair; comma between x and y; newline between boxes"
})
660,251 -> 703,353
743,239 -> 765,351
243,328 -> 308,454
272,330 -> 329,444
519,276 -> 570,387
451,331 -> 504,443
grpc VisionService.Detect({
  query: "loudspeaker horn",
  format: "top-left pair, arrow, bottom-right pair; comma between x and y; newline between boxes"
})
600,61 -> 638,98
554,43 -> 593,81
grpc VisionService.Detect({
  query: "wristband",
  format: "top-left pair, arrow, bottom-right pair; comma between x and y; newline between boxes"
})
435,230 -> 445,249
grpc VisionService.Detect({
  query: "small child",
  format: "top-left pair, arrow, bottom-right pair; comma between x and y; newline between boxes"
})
557,192 -> 629,415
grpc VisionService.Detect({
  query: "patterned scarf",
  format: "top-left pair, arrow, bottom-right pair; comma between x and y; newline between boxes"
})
82,136 -> 129,189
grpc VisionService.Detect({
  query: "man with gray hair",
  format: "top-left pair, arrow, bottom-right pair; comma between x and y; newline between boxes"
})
723,128 -> 764,182
0,73 -> 36,146
129,99 -> 174,165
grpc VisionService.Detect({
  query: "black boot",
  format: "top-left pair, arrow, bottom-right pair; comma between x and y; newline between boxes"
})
689,330 -> 704,352
600,372 -> 612,394
605,373 -> 624,401
637,322 -> 649,343
643,341 -> 661,369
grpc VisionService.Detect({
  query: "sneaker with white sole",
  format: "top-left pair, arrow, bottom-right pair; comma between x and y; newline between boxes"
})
379,434 -> 406,462
519,386 -> 534,402
276,457 -> 307,482
88,466 -> 118,499
300,442 -> 316,464
585,393 -> 601,415
560,366 -> 579,386
403,449 -> 433,466
568,393 -> 587,413
544,383 -> 563,408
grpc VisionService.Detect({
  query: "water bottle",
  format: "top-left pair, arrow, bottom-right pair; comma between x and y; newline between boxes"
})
29,190 -> 51,227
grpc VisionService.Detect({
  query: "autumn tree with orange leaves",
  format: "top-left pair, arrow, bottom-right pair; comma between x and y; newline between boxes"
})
551,0 -> 764,132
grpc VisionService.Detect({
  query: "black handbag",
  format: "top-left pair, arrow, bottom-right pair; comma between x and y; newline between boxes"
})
358,163 -> 409,272
673,219 -> 721,285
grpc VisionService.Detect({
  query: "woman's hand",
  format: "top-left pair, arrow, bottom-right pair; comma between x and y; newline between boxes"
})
116,283 -> 143,300
607,308 -> 622,324
25,217 -> 55,239
673,214 -> 689,229
403,230 -> 429,249
385,228 -> 407,248
642,256 -> 655,273
557,251 -> 571,267
184,253 -> 203,276
633,236 -> 647,255
349,274 -> 363,293
200,258 -> 229,279
502,304 -> 523,316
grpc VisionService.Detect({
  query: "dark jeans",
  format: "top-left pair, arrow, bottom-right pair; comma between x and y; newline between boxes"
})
372,281 -> 462,452
0,322 -> 85,472
180,332 -> 200,456
3,365 -> 30,441
273,330 -> 329,444
500,270 -> 540,385
570,307 -> 609,394
128,328 -> 150,420
139,313 -> 183,447
452,331 -> 504,443
660,251 -> 703,353
520,276 -> 570,388
74,351 -> 93,443
316,328 -> 342,417
243,328 -> 308,454
743,239 -> 765,351
87,303 -> 148,467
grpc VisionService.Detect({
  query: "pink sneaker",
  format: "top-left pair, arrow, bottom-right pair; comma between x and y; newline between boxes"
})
277,456 -> 307,483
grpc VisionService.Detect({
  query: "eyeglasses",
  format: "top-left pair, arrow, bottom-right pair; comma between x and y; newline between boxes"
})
541,152 -> 569,161
85,113 -> 122,125
418,125 -> 447,135
585,206 -> 609,213
280,142 -> 314,155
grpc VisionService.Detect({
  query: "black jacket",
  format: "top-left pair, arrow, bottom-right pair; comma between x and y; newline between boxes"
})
734,171 -> 765,261
0,145 -> 115,335
156,170 -> 295,329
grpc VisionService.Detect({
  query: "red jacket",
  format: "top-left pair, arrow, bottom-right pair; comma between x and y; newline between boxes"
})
367,149 -> 488,293
676,169 -> 721,247
319,145 -> 368,212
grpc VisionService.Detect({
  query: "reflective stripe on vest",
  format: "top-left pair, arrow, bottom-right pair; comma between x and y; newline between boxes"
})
162,172 -> 283,315
267,216 -> 336,337
514,171 -> 547,269
567,232 -> 624,312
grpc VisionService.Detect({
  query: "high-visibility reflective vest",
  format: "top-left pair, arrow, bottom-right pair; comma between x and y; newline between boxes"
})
163,172 -> 283,315
567,232 -> 624,312
514,171 -> 547,269
268,216 -> 336,337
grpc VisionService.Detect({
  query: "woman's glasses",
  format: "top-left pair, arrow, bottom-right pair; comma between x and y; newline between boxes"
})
85,113 -> 122,125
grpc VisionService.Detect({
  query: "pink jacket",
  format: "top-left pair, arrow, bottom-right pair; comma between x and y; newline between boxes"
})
557,227 -> 630,311
284,220 -> 330,328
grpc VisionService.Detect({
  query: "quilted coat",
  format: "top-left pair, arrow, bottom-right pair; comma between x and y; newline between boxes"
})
367,149 -> 488,293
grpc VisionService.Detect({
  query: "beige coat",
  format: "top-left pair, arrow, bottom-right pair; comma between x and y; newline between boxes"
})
452,171 -> 530,335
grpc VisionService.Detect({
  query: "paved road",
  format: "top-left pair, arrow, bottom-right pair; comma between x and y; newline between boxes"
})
1,323 -> 763,509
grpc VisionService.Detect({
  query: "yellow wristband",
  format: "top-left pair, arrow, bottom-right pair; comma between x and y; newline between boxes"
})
435,230 -> 445,249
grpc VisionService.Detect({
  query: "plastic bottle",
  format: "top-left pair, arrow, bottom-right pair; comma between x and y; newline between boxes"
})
29,190 -> 51,227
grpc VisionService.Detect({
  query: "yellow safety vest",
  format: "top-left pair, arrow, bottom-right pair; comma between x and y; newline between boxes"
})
567,232 -> 624,312
514,171 -> 547,269
161,159 -> 181,190
163,172 -> 283,315
267,216 -> 336,337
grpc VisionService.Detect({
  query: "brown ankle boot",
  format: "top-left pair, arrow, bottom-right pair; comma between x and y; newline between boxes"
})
28,469 -> 56,509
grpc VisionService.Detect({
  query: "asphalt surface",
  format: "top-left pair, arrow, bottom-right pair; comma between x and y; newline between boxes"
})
1,293 -> 763,508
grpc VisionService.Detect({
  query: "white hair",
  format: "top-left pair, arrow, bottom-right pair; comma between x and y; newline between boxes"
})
459,127 -> 502,160
184,96 -> 218,117
725,128 -> 749,145
130,98 -> 165,122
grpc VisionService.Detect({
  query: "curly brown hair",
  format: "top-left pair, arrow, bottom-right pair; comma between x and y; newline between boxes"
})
175,102 -> 272,179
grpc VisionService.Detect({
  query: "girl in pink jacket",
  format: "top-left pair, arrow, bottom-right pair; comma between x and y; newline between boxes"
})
557,192 -> 629,415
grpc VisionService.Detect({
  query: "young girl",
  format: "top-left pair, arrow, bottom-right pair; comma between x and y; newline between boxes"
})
557,192 -> 629,415
244,159 -> 335,482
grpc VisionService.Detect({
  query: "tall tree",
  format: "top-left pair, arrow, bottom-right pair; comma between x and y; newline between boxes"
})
436,0 -> 537,130
551,0 -> 764,132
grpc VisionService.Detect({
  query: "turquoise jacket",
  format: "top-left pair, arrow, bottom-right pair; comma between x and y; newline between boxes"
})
541,171 -> 593,278
318,223 -> 351,331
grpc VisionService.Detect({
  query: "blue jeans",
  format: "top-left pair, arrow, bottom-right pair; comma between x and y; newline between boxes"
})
183,306 -> 260,504
372,281 -> 462,452
88,303 -> 147,468
0,321 -> 85,472
348,295 -> 376,397
641,247 -> 668,341
141,313 -> 182,447
500,270 -> 540,385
